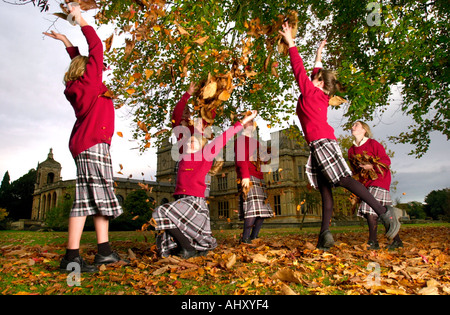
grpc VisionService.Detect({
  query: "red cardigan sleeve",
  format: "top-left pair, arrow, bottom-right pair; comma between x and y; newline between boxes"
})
202,122 -> 243,161
172,92 -> 191,128
78,25 -> 104,86
371,140 -> 391,173
66,46 -> 80,60
288,46 -> 316,96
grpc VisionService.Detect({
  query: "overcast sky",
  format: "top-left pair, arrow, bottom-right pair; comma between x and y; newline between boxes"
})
0,3 -> 448,204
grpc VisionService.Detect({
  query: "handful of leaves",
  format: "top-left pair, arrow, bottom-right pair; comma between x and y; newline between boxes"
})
349,152 -> 390,182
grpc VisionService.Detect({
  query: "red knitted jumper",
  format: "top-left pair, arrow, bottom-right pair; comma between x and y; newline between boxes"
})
234,135 -> 264,180
348,138 -> 392,190
174,122 -> 243,198
64,26 -> 115,158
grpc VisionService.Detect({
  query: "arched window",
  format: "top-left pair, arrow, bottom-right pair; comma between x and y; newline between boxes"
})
47,172 -> 55,184
52,192 -> 57,208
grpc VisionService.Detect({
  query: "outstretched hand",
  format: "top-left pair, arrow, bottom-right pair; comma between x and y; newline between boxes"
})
279,22 -> 296,48
43,31 -> 67,41
65,1 -> 88,27
43,31 -> 73,48
187,82 -> 197,95
318,40 -> 327,50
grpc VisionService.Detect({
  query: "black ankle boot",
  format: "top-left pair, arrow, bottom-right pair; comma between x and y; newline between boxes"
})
380,206 -> 401,239
317,230 -> 334,251
367,240 -> 380,250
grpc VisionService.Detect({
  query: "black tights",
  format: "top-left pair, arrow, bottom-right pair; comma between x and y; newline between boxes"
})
318,174 -> 387,233
243,217 -> 265,240
367,214 -> 401,242
166,228 -> 195,251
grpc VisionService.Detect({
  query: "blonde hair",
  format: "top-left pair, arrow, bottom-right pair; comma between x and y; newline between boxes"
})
356,121 -> 373,138
64,55 -> 89,84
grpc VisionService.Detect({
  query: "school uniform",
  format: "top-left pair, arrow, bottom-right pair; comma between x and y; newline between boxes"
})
348,137 -> 392,217
64,25 -> 122,219
153,122 -> 243,256
235,135 -> 273,220
288,47 -> 352,189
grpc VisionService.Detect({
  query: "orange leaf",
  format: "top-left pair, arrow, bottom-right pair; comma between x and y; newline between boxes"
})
117,131 -> 123,137
194,36 -> 209,45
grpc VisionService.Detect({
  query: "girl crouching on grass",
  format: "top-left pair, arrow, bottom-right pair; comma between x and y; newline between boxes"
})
153,111 -> 258,259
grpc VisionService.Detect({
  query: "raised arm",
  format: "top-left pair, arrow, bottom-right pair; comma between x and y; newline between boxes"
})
203,111 -> 258,161
172,83 -> 196,128
279,22 -> 315,95
315,40 -> 327,64
43,31 -> 81,60
67,3 -> 104,84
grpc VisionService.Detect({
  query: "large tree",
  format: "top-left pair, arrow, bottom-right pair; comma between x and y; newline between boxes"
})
13,0 -> 449,156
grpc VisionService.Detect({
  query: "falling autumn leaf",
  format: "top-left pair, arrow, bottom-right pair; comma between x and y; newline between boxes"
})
117,131 -> 123,137
203,81 -> 217,99
104,33 -> 114,52
194,36 -> 209,45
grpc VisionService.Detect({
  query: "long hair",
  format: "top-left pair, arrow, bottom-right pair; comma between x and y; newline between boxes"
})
64,55 -> 89,84
314,69 -> 344,96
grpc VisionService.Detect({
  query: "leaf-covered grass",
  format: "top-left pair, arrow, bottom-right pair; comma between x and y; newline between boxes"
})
0,223 -> 449,295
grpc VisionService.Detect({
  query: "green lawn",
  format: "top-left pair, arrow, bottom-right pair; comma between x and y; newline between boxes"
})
0,223 -> 449,295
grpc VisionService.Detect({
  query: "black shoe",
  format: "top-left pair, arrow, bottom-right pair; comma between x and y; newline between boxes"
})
367,240 -> 380,250
94,252 -> 129,266
388,239 -> 403,251
60,255 -> 97,273
179,248 -> 200,259
317,230 -> 334,251
240,237 -> 252,244
380,206 -> 401,239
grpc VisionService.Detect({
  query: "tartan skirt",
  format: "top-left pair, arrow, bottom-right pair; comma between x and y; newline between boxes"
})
71,143 -> 123,218
152,196 -> 217,256
358,186 -> 392,218
238,176 -> 274,220
306,138 -> 353,189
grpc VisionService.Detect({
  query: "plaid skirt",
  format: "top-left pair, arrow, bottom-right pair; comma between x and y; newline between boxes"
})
306,138 -> 353,189
358,186 -> 392,218
153,196 -> 217,256
71,143 -> 123,218
239,176 -> 274,220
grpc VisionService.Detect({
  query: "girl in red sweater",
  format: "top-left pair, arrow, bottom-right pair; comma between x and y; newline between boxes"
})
349,121 -> 403,250
44,3 -> 124,272
235,115 -> 273,243
153,111 -> 258,258
279,22 -> 400,250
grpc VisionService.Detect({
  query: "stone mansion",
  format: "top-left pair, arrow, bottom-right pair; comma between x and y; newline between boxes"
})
31,128 -> 354,227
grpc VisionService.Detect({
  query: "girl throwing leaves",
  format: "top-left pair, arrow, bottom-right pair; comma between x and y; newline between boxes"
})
44,3 -> 125,272
279,22 -> 400,250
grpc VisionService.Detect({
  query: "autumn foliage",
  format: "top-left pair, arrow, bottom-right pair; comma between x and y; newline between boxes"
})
1,226 -> 449,295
